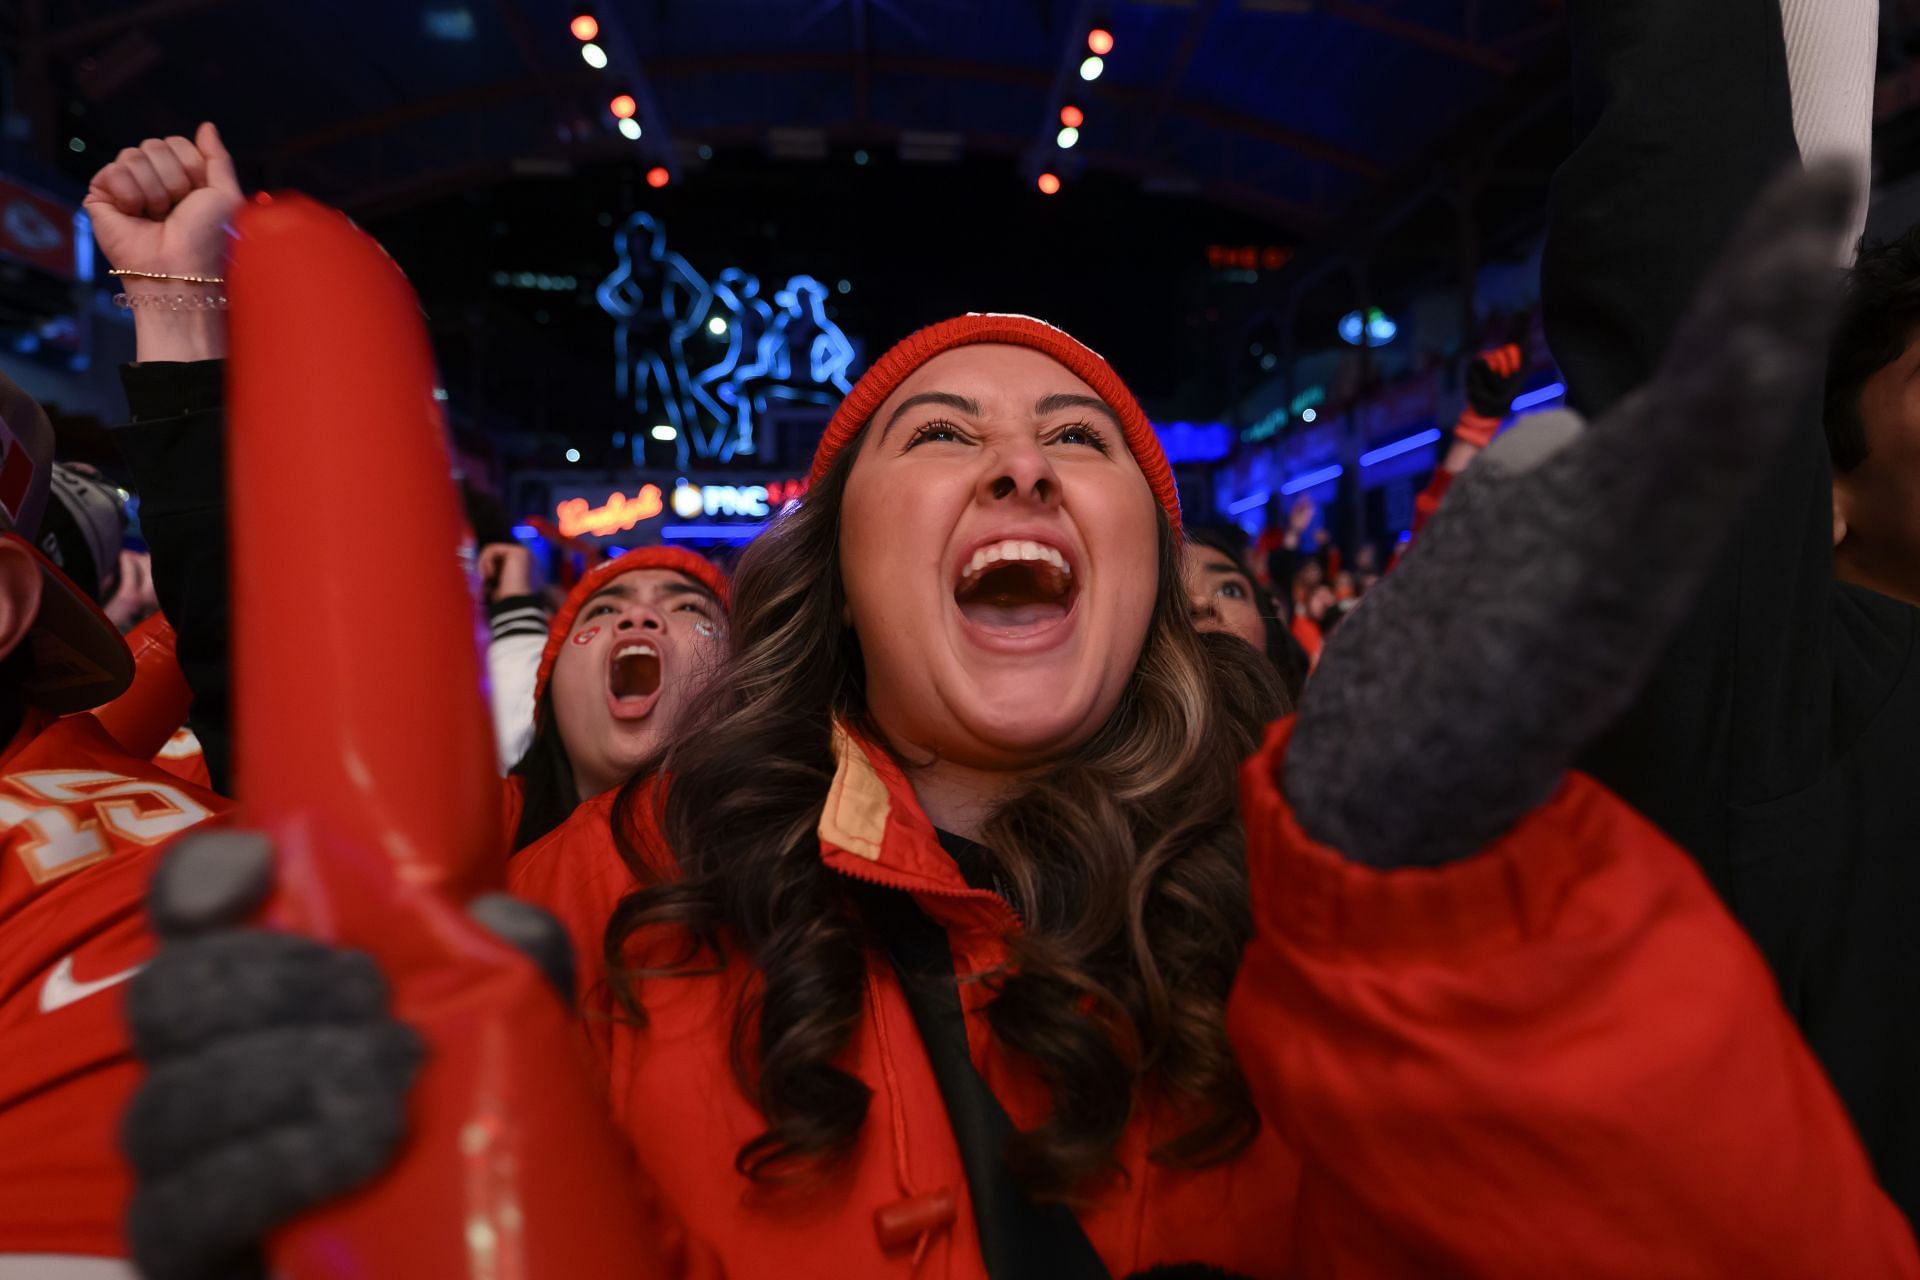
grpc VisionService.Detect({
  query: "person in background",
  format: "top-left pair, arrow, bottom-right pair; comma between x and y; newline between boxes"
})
124,183 -> 1920,1275
1261,494 -> 1325,601
1398,341 -> 1529,555
41,464 -> 127,619
1302,582 -> 1342,642
503,546 -> 730,850
101,551 -> 156,634
0,372 -> 229,1271
1542,0 -> 1920,1229
478,540 -> 547,773
40,463 -> 210,789
1826,222 -> 1920,605
1183,523 -> 1309,700
88,124 -> 736,860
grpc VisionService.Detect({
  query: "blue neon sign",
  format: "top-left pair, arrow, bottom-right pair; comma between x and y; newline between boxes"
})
598,213 -> 860,468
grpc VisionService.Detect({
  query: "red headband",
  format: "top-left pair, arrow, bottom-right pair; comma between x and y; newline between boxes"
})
532,546 -> 731,707
808,313 -> 1181,531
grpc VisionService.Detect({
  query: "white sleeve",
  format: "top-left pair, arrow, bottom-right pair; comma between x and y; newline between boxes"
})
1780,0 -> 1877,253
487,603 -> 549,774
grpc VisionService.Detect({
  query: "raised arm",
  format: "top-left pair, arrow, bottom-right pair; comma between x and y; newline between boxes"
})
88,124 -> 239,791
1231,164 -> 1918,1273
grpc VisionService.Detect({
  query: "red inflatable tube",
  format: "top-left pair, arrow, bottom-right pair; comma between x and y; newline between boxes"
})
228,194 -> 692,1278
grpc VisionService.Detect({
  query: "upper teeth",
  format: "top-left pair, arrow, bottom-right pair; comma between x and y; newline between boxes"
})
963,540 -> 1071,580
614,643 -> 656,659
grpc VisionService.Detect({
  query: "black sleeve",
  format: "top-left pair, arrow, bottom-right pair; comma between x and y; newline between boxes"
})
486,594 -> 550,642
1264,541 -> 1301,598
1542,0 -> 1826,892
111,360 -> 232,795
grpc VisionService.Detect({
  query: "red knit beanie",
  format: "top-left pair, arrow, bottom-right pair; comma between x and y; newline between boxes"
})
808,313 -> 1180,532
532,546 -> 731,707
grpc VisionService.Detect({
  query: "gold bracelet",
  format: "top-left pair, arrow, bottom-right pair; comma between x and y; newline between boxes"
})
107,268 -> 226,285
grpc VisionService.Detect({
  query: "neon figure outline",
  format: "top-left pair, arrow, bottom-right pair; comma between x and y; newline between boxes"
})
598,214 -> 860,467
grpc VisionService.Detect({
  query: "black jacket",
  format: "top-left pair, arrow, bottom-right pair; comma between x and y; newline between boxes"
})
1546,0 -> 1920,1225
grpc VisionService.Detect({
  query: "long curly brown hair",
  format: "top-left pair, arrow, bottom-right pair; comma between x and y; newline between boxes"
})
603,428 -> 1286,1201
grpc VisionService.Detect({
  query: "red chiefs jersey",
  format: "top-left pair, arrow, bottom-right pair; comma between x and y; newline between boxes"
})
0,710 -> 226,1260
151,725 -> 213,792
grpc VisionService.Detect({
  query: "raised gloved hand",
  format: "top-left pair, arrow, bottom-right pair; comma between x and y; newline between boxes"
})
1284,161 -> 1855,868
1455,341 -> 1527,449
122,830 -> 574,1280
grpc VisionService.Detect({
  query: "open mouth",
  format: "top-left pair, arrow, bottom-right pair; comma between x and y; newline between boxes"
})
954,539 -> 1076,634
607,641 -> 663,717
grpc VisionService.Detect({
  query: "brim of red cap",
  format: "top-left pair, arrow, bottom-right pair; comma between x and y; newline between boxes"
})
2,532 -> 134,713
531,546 -> 732,710
808,313 -> 1181,532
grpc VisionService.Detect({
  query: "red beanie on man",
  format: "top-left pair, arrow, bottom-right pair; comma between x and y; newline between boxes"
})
807,313 -> 1181,532
532,546 -> 730,706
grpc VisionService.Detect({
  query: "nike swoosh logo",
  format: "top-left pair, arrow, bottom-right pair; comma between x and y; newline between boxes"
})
38,955 -> 144,1014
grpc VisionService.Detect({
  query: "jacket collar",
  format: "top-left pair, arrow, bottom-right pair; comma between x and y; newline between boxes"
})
818,721 -> 1012,919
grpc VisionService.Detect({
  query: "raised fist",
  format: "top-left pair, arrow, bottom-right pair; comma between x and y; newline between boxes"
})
1464,342 -> 1527,423
476,543 -> 535,603
84,122 -> 242,290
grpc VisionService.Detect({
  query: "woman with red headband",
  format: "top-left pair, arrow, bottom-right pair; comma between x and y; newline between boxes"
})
502,548 -> 730,850
124,168 -> 1918,1278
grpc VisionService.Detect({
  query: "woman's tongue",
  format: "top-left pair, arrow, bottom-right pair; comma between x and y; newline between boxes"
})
955,564 -> 1069,631
610,651 -> 662,700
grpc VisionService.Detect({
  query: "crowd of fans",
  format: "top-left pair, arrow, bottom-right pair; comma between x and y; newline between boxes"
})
0,1 -> 1915,1277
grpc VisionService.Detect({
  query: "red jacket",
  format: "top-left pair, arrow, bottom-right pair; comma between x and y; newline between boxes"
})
509,719 -> 1917,1278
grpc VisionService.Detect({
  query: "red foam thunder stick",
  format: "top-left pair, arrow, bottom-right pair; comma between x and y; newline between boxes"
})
226,194 -> 692,1277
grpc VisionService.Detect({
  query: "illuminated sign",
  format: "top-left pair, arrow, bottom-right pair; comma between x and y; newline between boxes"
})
556,485 -> 664,538
1241,407 -> 1287,446
1339,307 -> 1398,347
597,213 -> 859,468
1239,386 -> 1325,445
551,476 -> 808,540
669,478 -> 808,520
1207,245 -> 1293,272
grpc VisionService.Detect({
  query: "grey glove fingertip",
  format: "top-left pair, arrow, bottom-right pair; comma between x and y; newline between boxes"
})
148,829 -> 275,938
468,891 -> 576,1002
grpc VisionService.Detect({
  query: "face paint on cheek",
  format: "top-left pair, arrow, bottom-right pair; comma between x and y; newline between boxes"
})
572,626 -> 601,646
694,620 -> 716,637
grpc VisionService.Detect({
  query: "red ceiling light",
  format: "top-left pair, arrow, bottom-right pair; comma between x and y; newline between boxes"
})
1037,172 -> 1062,195
570,13 -> 599,41
646,166 -> 671,188
1059,104 -> 1084,129
1087,27 -> 1114,55
610,94 -> 637,119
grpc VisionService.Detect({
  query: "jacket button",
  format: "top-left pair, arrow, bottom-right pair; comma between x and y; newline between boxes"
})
874,1188 -> 957,1250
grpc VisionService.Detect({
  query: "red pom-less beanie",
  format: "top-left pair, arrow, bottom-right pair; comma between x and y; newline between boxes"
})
532,546 -> 731,707
807,313 -> 1181,533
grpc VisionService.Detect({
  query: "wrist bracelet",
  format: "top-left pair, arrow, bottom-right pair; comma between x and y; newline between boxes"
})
107,268 -> 226,285
114,292 -> 229,311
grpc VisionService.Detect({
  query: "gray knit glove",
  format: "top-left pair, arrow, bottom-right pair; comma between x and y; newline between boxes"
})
1284,161 -> 1856,868
122,830 -> 573,1280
